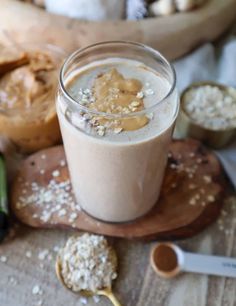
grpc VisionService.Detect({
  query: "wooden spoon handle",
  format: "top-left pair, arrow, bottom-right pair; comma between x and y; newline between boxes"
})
98,289 -> 122,306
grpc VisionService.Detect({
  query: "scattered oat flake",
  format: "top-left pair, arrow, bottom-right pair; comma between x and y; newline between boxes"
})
52,170 -> 60,177
41,211 -> 51,222
26,251 -> 32,258
130,101 -> 140,107
32,285 -> 41,295
207,195 -> 215,202
53,246 -> 60,252
147,112 -> 154,120
70,212 -> 77,219
16,178 -> 79,223
222,210 -> 227,216
79,297 -> 88,305
41,154 -> 46,160
114,127 -> 123,134
84,89 -> 91,95
97,129 -> 105,136
189,198 -> 196,205
60,160 -> 66,167
93,295 -> 100,303
9,276 -> 18,286
38,250 -> 49,261
145,88 -> 154,96
203,175 -> 212,184
58,209 -> 66,217
136,91 -> 144,99
0,255 -> 7,263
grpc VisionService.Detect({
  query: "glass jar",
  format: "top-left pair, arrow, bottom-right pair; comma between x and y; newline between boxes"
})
0,43 -> 65,153
57,41 -> 179,223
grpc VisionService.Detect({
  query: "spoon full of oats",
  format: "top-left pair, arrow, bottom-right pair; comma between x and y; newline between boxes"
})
55,233 -> 122,306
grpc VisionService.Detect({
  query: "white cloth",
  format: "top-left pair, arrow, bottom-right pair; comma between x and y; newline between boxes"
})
173,39 -> 236,188
45,0 -> 125,20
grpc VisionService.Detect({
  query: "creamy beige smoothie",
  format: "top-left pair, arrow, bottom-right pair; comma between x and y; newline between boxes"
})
57,44 -> 178,222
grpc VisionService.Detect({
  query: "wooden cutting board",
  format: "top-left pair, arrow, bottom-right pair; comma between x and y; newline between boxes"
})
10,139 -> 230,240
0,0 -> 236,60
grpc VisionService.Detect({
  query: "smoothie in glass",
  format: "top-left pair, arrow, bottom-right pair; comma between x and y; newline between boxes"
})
57,41 -> 179,222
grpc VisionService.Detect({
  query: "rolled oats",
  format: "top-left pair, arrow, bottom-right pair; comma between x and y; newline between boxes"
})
183,85 -> 236,130
59,234 -> 117,293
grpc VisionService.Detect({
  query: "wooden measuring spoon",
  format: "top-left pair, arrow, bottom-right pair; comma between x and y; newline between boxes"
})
151,243 -> 236,279
55,255 -> 122,306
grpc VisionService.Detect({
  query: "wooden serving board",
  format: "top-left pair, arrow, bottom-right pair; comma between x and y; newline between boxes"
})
10,139 -> 230,240
0,0 -> 236,60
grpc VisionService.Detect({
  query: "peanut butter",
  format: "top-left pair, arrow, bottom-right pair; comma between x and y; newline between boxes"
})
0,50 -> 28,76
0,52 -> 57,117
0,48 -> 63,152
89,68 -> 149,131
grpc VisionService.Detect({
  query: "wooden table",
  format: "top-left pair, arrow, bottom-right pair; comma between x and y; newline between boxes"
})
0,195 -> 235,306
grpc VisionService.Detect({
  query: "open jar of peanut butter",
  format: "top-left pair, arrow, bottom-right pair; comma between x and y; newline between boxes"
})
0,43 -> 65,153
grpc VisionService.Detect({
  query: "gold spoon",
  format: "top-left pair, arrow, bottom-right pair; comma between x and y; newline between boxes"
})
55,255 -> 122,306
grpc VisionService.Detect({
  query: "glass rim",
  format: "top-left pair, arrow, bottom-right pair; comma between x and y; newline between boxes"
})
59,40 -> 177,119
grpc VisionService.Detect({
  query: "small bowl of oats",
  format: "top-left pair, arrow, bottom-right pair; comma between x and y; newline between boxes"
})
175,81 -> 236,149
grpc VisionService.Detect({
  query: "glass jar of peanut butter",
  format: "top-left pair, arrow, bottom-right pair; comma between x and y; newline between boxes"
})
0,43 -> 65,153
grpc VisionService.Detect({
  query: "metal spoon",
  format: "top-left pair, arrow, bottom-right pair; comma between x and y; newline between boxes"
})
55,255 -> 122,306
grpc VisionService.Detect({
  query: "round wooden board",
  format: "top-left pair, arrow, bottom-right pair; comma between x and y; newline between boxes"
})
11,140 -> 230,239
0,0 -> 236,61
10,139 -> 230,240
